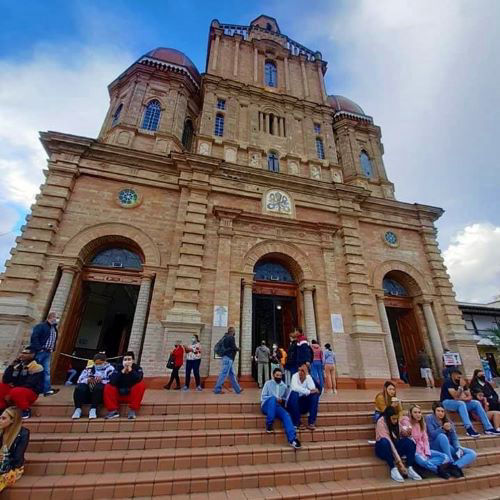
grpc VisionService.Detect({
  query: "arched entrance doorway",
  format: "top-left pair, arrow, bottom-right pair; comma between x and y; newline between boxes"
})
251,257 -> 300,381
383,272 -> 424,386
56,245 -> 145,379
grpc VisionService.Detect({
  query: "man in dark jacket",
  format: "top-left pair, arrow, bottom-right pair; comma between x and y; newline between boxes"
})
213,327 -> 243,394
30,311 -> 59,396
286,328 -> 313,376
103,351 -> 145,420
0,347 -> 44,419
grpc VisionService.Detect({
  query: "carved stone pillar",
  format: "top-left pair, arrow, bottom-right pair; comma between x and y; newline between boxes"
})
421,300 -> 444,371
300,58 -> 309,98
376,294 -> 400,379
302,286 -> 317,338
240,280 -> 253,375
50,266 -> 77,320
279,117 -> 284,137
253,47 -> 259,83
233,39 -> 240,77
211,34 -> 220,71
127,274 -> 153,357
284,57 -> 290,91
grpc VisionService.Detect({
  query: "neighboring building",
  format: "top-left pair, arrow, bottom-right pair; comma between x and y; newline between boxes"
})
459,299 -> 500,355
0,15 -> 480,386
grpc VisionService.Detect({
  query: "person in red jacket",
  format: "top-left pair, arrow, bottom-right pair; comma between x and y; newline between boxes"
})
164,341 -> 184,390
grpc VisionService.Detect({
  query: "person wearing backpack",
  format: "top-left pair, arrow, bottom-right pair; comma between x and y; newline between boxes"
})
213,327 -> 243,394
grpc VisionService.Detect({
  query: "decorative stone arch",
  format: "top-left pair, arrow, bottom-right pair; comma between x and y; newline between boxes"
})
63,222 -> 161,267
372,260 -> 430,297
242,240 -> 314,282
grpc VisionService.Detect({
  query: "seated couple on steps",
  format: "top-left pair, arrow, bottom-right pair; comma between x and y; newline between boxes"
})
71,351 -> 146,420
260,363 -> 320,449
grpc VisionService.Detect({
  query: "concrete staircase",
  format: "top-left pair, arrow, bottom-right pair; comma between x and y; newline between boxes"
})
5,388 -> 500,499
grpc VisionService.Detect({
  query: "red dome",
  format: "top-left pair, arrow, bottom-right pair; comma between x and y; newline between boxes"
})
142,47 -> 200,82
328,95 -> 365,116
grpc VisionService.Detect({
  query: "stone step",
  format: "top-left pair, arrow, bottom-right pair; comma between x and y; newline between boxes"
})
23,437 -> 500,477
7,457 -> 500,499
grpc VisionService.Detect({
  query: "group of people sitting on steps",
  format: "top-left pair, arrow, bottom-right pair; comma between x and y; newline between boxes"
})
374,367 -> 500,483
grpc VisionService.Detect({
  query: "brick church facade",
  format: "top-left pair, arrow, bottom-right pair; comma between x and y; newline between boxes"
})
0,15 -> 479,387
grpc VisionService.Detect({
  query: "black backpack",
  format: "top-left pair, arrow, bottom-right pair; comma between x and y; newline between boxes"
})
214,336 -> 226,357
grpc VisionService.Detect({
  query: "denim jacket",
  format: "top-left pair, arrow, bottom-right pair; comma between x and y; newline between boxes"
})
425,413 -> 460,449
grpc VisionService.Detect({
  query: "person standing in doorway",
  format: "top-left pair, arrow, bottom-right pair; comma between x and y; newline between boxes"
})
183,335 -> 202,391
164,341 -> 184,390
270,343 -> 280,375
213,327 -> 243,394
417,348 -> 435,389
310,340 -> 324,391
323,343 -> 337,394
255,340 -> 271,389
30,311 -> 59,396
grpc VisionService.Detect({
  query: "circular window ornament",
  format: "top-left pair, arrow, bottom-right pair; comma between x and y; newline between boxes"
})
383,231 -> 399,248
117,188 -> 141,208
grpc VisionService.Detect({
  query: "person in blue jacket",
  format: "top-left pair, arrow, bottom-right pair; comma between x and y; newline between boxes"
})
425,401 -> 477,478
30,311 -> 59,396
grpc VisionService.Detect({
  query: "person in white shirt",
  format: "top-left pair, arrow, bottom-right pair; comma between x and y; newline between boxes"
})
286,363 -> 320,430
260,368 -> 301,449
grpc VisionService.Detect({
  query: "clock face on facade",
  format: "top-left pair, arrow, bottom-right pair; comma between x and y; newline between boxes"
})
384,230 -> 398,247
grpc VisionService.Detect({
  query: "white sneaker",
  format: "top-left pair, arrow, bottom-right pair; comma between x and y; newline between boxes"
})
71,408 -> 82,420
390,467 -> 404,482
407,466 -> 422,481
88,408 -> 97,420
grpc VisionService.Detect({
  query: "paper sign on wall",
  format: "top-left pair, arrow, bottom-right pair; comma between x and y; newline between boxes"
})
331,313 -> 344,333
443,352 -> 462,366
213,305 -> 228,327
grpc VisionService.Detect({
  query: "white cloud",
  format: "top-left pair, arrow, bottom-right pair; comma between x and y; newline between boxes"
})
443,223 -> 500,303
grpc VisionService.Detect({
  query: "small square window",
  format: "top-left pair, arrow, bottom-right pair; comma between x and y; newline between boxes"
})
216,99 -> 226,110
314,123 -> 321,134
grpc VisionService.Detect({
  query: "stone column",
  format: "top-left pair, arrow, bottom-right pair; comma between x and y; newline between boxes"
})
317,63 -> 328,104
284,57 -> 290,91
240,280 -> 253,375
211,34 -> 220,71
302,286 -> 317,338
233,39 -> 240,77
50,266 -> 77,319
127,274 -> 153,357
376,294 -> 400,379
300,58 -> 309,98
279,117 -> 284,137
422,300 -> 444,371
259,112 -> 264,132
253,47 -> 259,83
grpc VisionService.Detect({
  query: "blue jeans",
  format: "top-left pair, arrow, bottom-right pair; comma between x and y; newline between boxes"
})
213,356 -> 242,394
442,399 -> 493,430
35,350 -> 52,393
414,450 -> 449,473
375,437 -> 416,469
431,433 -> 477,469
261,396 -> 296,443
311,361 -> 324,390
286,391 -> 319,426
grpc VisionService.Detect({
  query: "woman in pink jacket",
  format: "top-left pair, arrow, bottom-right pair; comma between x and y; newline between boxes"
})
402,404 -> 450,479
375,406 -> 422,483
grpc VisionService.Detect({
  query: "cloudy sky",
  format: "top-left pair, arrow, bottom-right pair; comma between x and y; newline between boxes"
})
0,0 -> 498,303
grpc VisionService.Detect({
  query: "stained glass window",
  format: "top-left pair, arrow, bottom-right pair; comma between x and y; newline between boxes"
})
265,61 -> 277,87
112,104 -> 123,126
360,151 -> 374,178
383,278 -> 408,297
268,152 -> 279,172
118,189 -> 138,206
141,100 -> 161,131
214,114 -> 224,136
254,261 -> 294,282
316,138 -> 325,159
91,248 -> 143,270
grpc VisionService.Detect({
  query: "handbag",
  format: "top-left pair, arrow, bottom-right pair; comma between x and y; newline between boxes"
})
166,354 -> 175,370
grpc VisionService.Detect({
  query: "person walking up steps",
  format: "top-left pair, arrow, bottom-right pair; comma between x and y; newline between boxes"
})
213,327 -> 243,394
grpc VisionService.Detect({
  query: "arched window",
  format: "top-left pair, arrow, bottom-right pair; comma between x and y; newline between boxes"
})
90,248 -> 143,270
214,114 -> 224,137
383,278 -> 408,297
360,151 -> 374,178
182,119 -> 194,150
315,137 -> 325,159
254,261 -> 294,282
141,100 -> 161,131
268,151 -> 279,172
112,103 -> 123,127
265,61 -> 277,87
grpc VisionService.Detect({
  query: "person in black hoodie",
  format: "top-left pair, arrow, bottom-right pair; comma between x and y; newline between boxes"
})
103,351 -> 145,420
0,406 -> 30,492
0,347 -> 44,419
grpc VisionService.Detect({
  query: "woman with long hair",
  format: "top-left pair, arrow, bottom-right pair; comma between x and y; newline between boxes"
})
471,389 -> 500,431
0,407 -> 30,492
323,343 -> 337,394
403,404 -> 450,478
425,402 -> 477,478
375,406 -> 422,482
470,368 -> 499,411
374,381 -> 404,421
